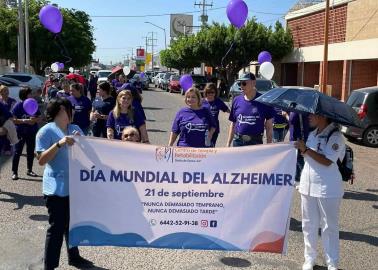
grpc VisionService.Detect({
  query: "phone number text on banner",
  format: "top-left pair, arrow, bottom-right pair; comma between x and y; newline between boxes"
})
69,137 -> 296,254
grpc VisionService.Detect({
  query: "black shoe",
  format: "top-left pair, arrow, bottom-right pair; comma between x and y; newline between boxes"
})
12,174 -> 18,180
68,256 -> 93,268
27,171 -> 38,177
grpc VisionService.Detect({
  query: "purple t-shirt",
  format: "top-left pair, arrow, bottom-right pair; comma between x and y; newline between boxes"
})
289,112 -> 310,142
106,110 -> 145,140
229,93 -> 275,136
172,107 -> 216,148
273,107 -> 288,126
0,97 -> 16,112
67,95 -> 92,129
11,101 -> 41,135
202,98 -> 229,133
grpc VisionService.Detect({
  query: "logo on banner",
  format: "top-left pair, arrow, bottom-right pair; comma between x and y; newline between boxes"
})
201,220 -> 208,227
210,220 -> 218,228
155,147 -> 174,163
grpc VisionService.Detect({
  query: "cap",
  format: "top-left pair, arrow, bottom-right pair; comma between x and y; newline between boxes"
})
237,72 -> 256,81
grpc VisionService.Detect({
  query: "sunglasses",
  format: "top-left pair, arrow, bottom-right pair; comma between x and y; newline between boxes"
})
237,81 -> 247,87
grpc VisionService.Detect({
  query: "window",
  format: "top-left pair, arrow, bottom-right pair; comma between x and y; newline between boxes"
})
347,92 -> 365,109
3,75 -> 31,82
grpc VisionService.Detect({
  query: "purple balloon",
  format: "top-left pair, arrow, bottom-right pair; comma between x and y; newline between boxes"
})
179,74 -> 193,92
39,5 -> 63,34
258,51 -> 272,64
23,98 -> 38,116
227,0 -> 248,29
140,72 -> 145,79
58,62 -> 64,70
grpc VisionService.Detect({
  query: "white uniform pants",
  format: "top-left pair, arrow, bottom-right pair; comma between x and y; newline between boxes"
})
301,194 -> 341,266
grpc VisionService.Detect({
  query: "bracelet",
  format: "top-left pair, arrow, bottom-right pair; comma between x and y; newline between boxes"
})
55,142 -> 61,148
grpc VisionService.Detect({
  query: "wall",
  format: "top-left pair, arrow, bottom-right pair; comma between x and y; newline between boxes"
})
350,60 -> 378,90
346,0 -> 378,41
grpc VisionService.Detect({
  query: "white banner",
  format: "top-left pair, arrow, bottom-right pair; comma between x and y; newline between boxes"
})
69,137 -> 296,254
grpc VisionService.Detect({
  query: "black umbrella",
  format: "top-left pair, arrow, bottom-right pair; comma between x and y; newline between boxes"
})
255,87 -> 364,128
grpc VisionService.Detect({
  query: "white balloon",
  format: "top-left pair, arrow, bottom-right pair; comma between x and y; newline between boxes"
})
123,66 -> 131,76
69,67 -> 74,73
260,62 -> 275,80
51,62 -> 59,72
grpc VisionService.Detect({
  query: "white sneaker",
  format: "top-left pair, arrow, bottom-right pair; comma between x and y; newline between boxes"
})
302,261 -> 315,270
327,264 -> 338,270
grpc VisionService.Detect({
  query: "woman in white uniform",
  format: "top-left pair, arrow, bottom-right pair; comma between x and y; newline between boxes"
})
294,114 -> 345,270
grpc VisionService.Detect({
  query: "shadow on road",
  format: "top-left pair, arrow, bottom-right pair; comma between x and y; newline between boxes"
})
343,190 -> 378,202
18,176 -> 42,182
220,257 -> 251,267
0,191 -> 44,210
290,218 -> 378,247
147,129 -> 167,133
29,214 -> 48,221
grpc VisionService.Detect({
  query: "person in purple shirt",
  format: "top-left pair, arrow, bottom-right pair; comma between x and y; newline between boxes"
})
91,82 -> 115,138
68,83 -> 92,135
272,107 -> 289,142
227,73 -> 274,147
169,87 -> 216,148
0,85 -> 17,155
114,74 -> 127,90
11,87 -> 42,180
120,83 -> 146,120
106,90 -> 149,142
0,101 -> 13,154
202,83 -> 230,147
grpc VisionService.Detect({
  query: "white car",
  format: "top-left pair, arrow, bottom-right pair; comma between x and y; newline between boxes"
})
96,70 -> 112,84
2,73 -> 45,89
0,77 -> 28,102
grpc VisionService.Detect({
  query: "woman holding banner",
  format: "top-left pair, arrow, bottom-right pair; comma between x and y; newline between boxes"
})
202,83 -> 230,147
106,90 -> 149,142
168,87 -> 216,148
35,98 -> 92,270
294,114 -> 345,270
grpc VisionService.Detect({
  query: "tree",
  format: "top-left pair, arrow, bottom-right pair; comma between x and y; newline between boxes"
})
160,20 -> 293,89
0,0 -> 95,74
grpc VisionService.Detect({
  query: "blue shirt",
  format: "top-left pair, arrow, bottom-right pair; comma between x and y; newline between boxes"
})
229,93 -> 275,136
106,110 -> 145,140
68,95 -> 92,130
92,96 -> 116,130
289,112 -> 310,142
202,98 -> 229,133
172,107 -> 216,148
35,122 -> 83,197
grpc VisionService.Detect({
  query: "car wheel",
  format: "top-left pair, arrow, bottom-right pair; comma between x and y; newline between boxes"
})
363,126 -> 378,147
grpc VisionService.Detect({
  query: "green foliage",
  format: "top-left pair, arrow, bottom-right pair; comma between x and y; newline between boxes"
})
160,20 -> 293,78
0,0 -> 95,74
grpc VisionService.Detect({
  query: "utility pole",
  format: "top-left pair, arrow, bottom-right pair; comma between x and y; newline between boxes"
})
17,0 -> 25,72
25,0 -> 30,73
142,36 -> 149,71
321,0 -> 330,94
194,0 -> 213,27
148,32 -> 157,70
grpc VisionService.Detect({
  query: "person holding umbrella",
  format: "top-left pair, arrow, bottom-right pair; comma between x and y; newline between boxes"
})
294,114 -> 345,270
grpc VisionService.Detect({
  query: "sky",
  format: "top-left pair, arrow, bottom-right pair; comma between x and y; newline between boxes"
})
52,0 -> 300,65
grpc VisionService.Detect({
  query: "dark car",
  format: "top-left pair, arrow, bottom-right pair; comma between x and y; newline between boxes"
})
168,75 -> 181,93
341,87 -> 378,147
229,78 -> 278,98
180,75 -> 207,95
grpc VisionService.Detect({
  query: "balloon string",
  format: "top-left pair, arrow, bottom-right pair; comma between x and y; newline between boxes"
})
54,34 -> 72,64
221,30 -> 239,68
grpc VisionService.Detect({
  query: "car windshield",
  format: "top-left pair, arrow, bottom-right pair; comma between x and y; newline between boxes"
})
192,76 -> 206,84
98,71 -> 111,78
256,80 -> 273,92
171,75 -> 180,81
347,92 -> 365,109
4,74 -> 31,82
164,73 -> 172,79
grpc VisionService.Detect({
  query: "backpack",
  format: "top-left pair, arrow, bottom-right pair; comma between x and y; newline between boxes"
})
327,128 -> 354,184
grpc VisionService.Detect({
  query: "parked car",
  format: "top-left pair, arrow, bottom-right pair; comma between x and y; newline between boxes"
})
129,73 -> 148,90
229,78 -> 279,98
153,72 -> 164,88
180,74 -> 207,95
341,86 -> 378,147
96,70 -> 112,84
161,73 -> 173,90
0,77 -> 27,102
168,75 -> 181,93
2,73 -> 45,89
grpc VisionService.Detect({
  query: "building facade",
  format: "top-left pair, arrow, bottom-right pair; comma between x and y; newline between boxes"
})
282,0 -> 378,100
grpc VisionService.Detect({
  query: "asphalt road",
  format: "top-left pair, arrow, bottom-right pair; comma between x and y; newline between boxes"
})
0,87 -> 377,270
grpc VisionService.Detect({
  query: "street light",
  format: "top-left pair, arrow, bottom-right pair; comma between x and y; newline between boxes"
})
144,21 -> 167,50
